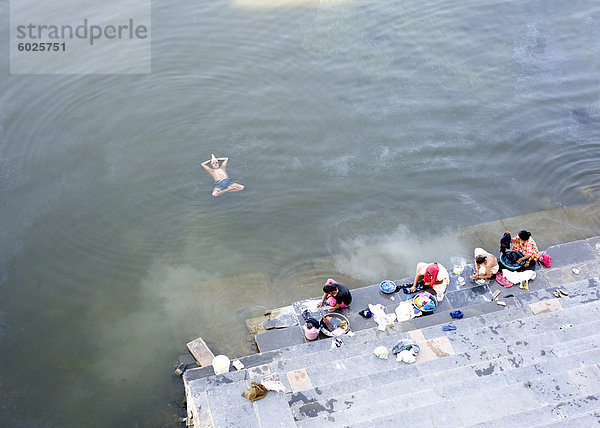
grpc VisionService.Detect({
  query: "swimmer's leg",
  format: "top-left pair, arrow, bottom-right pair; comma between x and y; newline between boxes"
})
212,183 -> 243,196
226,183 -> 244,192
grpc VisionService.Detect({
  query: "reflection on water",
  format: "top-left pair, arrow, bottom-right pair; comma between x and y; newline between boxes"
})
333,225 -> 470,282
1,0 -> 600,426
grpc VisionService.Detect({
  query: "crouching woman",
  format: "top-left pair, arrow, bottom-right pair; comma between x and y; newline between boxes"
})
317,279 -> 352,312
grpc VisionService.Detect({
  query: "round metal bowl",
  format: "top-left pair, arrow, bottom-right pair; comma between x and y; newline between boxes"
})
320,313 -> 350,337
379,280 -> 397,294
412,292 -> 437,314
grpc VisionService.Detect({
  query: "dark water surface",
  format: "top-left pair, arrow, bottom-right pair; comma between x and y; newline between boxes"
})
2,0 -> 600,426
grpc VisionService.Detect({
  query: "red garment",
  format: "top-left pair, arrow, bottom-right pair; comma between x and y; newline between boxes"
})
424,263 -> 439,286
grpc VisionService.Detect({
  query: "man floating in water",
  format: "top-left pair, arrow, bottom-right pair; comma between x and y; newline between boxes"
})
201,154 -> 245,197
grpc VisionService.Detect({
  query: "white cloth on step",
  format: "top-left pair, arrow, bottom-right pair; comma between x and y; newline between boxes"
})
395,301 -> 414,322
503,270 -> 536,284
261,374 -> 286,392
368,304 -> 396,331
397,350 -> 416,363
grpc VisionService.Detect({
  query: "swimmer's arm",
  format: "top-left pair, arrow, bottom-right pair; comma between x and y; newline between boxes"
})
218,157 -> 229,167
200,160 -> 212,171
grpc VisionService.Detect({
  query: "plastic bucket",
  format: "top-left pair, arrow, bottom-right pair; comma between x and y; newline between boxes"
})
500,250 -> 525,271
212,355 -> 230,375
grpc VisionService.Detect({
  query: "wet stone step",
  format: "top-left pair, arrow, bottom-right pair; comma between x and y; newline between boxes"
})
255,325 -> 305,353
541,411 -> 600,427
290,373 -> 428,421
452,382 -> 541,425
290,333 -> 453,381
342,388 -> 442,425
205,379 -> 260,428
502,349 -> 600,386
253,391 -> 296,428
277,330 -> 417,372
546,239 -> 598,267
184,369 -> 247,390
369,399 -> 462,428
468,403 -> 563,428
295,412 -> 347,428
431,371 -> 509,401
303,353 -> 408,389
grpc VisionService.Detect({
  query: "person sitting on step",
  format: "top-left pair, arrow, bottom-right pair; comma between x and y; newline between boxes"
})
316,279 -> 352,312
410,262 -> 449,302
509,230 -> 539,270
470,248 -> 499,280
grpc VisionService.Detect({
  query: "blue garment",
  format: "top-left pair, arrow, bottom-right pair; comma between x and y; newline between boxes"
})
215,178 -> 232,190
392,340 -> 420,355
423,301 -> 436,310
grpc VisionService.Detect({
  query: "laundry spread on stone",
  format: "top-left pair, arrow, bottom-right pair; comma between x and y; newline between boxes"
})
368,304 -> 397,331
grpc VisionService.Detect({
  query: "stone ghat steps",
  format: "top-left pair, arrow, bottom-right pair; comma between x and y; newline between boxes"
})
470,398 -> 600,428
296,379 -> 600,428
291,348 -> 600,427
184,273 -> 599,388
256,236 -> 600,354
184,286 -> 502,385
278,276 -> 600,375
184,277 -> 600,427
288,317 -> 600,416
288,298 -> 600,426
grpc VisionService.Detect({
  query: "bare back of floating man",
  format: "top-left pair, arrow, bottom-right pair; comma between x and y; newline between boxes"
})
201,154 -> 245,197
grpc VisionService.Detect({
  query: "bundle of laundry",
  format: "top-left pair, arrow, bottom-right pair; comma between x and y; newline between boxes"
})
395,300 -> 416,322
502,270 -> 536,285
392,339 -> 420,363
241,382 -> 268,402
261,374 -> 286,392
373,346 -> 389,359
368,304 -> 397,331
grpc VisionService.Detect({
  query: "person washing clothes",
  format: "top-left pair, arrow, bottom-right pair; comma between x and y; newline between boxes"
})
410,262 -> 449,302
509,230 -> 539,270
317,279 -> 352,312
470,248 -> 499,280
